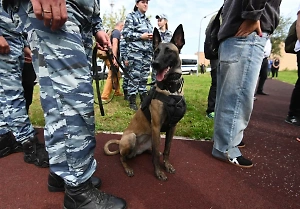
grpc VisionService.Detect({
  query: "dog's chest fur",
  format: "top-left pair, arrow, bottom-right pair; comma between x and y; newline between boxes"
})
141,76 -> 186,132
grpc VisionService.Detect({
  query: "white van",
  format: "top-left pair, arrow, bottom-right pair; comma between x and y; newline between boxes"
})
179,54 -> 198,75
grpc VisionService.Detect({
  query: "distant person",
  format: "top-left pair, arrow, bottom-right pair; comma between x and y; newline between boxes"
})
256,38 -> 272,95
122,0 -> 153,110
200,64 -> 205,74
285,3 -> 300,126
267,58 -> 273,77
155,14 -> 172,43
101,21 -> 125,102
152,13 -> 172,82
271,57 -> 280,78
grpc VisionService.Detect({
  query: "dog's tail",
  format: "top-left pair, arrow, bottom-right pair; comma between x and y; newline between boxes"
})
103,139 -> 120,155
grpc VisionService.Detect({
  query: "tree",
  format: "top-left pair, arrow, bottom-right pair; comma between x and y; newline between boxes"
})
271,16 -> 293,56
102,6 -> 127,31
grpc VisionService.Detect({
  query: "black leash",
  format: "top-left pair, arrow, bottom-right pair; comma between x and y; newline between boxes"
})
92,47 -> 105,116
105,48 -> 120,93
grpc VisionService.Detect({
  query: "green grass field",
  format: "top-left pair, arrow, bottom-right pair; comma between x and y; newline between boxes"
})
29,70 -> 297,140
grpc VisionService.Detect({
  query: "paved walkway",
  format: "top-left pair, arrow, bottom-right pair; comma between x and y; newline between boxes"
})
0,79 -> 299,209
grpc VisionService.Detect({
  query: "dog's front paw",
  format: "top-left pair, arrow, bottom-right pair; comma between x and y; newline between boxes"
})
155,170 -> 168,181
125,168 -> 134,177
165,162 -> 176,174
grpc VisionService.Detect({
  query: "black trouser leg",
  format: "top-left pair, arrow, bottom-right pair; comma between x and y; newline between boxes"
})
271,67 -> 275,77
23,84 -> 34,113
275,68 -> 279,77
288,52 -> 300,117
257,58 -> 268,93
22,63 -> 37,113
206,59 -> 218,114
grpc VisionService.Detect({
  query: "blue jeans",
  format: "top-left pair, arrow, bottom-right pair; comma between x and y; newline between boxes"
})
212,32 -> 268,159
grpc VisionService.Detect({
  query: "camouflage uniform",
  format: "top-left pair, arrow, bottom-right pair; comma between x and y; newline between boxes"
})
122,10 -> 153,97
0,3 -> 35,142
120,37 -> 129,99
158,29 -> 173,43
8,0 -> 104,186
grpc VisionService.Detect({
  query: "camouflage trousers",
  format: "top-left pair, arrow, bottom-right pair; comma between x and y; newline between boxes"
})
122,61 -> 129,93
0,35 -> 35,142
127,51 -> 152,95
18,1 -> 96,186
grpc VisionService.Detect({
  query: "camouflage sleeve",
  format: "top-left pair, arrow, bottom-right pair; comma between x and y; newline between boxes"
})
91,0 -> 104,35
120,38 -> 128,61
122,13 -> 141,42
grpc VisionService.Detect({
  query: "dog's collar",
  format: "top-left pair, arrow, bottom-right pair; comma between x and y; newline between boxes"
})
156,73 -> 184,93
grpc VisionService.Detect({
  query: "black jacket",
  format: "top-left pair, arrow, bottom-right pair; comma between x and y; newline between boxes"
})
218,0 -> 282,41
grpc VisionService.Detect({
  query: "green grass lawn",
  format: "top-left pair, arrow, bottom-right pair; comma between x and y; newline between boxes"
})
29,70 -> 297,140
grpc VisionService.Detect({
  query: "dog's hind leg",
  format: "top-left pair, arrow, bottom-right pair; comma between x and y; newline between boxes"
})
163,127 -> 176,174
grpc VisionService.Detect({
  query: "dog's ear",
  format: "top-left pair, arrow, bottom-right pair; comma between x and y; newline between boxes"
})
170,24 -> 185,52
153,27 -> 162,50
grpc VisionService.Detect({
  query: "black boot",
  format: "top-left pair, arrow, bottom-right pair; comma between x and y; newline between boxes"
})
139,92 -> 148,104
129,94 -> 138,111
123,89 -> 128,101
0,132 -> 22,158
22,136 -> 49,168
64,179 -> 127,209
48,172 -> 102,192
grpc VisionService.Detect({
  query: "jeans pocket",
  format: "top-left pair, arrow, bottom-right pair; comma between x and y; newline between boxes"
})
219,36 -> 247,64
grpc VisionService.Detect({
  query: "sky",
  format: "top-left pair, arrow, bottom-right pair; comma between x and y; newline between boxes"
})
100,0 -> 298,55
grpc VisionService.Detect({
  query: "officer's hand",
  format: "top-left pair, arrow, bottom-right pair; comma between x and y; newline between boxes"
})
141,33 -> 152,40
235,19 -> 262,37
124,60 -> 129,66
95,30 -> 111,51
23,47 -> 32,63
0,36 -> 10,54
31,0 -> 68,31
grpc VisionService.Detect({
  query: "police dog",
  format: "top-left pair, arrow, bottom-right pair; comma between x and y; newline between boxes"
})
104,24 -> 186,181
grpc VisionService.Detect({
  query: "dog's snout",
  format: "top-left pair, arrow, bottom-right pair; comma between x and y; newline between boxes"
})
152,61 -> 161,69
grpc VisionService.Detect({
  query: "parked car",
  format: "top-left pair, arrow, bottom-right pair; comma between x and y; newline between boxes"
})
179,54 -> 198,75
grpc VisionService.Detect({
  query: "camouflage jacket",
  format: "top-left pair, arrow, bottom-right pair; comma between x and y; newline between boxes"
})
158,29 -> 172,43
120,38 -> 128,62
2,0 -> 104,35
122,10 -> 153,53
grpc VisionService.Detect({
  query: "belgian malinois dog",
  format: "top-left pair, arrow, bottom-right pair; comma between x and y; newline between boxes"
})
104,24 -> 186,181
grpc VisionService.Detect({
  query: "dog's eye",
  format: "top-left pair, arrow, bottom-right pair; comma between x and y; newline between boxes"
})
154,48 -> 160,56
